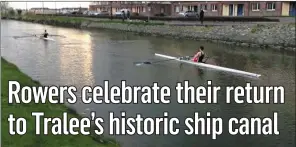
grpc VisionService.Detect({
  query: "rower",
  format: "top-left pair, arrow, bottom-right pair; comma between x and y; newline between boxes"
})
43,30 -> 48,38
192,46 -> 205,63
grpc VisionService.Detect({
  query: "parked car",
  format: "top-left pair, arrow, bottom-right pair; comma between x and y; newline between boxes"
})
83,10 -> 89,15
114,11 -> 122,16
97,11 -> 109,16
61,10 -> 71,15
178,11 -> 199,18
86,11 -> 99,16
71,11 -> 83,15
114,9 -> 131,17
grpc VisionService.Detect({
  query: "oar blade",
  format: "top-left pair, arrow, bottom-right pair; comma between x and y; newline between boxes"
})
134,61 -> 152,66
135,63 -> 144,66
134,55 -> 192,66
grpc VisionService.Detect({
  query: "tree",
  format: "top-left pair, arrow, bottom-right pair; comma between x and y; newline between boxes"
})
17,9 -> 22,15
0,2 -> 9,16
8,8 -> 15,16
0,2 -> 9,11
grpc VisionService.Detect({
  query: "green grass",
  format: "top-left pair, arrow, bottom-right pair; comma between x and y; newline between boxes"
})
22,15 -> 85,23
1,58 -> 119,147
96,20 -> 165,25
16,14 -> 164,26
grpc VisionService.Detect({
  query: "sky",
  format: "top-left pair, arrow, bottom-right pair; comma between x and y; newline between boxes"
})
9,2 -> 91,9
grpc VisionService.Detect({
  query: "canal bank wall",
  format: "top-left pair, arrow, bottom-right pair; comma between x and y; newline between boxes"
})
8,16 -> 296,51
84,22 -> 295,51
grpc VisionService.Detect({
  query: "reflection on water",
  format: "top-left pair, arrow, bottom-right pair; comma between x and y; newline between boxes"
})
57,30 -> 94,86
1,20 -> 295,147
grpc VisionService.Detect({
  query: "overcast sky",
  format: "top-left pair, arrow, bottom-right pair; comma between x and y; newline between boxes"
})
9,2 -> 90,9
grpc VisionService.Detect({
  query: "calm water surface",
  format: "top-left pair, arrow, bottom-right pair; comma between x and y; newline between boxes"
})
1,20 -> 295,147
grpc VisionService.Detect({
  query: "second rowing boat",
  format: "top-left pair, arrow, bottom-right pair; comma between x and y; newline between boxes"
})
155,53 -> 261,78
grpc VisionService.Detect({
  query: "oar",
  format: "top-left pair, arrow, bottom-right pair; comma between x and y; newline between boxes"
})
135,55 -> 192,66
13,35 -> 36,39
48,34 -> 66,38
33,34 -> 66,38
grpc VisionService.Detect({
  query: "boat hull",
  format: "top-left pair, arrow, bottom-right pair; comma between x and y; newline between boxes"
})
40,36 -> 54,41
155,53 -> 261,78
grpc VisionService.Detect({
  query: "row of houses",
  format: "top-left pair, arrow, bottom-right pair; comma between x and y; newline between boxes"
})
89,1 -> 296,17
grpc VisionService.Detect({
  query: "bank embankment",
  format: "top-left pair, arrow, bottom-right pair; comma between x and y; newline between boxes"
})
8,15 -> 296,51
1,57 -> 119,147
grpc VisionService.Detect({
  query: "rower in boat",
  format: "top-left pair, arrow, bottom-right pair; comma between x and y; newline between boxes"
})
192,46 -> 205,63
43,30 -> 48,38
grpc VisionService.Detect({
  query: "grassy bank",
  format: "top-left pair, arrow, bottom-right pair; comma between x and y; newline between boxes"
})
6,14 -> 295,51
8,14 -> 165,27
1,58 -> 119,147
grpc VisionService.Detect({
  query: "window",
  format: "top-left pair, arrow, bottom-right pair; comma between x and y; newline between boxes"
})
161,8 -> 164,13
101,2 -> 108,5
186,5 -> 195,11
182,6 -> 188,11
211,4 -> 217,11
251,3 -> 260,11
175,6 -> 180,12
266,2 -> 275,10
201,4 -> 207,11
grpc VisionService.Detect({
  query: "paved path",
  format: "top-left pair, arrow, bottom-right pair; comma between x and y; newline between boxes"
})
75,16 -> 295,26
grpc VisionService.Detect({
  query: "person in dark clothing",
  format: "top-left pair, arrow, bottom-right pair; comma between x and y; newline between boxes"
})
127,10 -> 130,20
199,9 -> 204,25
43,30 -> 48,38
122,11 -> 126,22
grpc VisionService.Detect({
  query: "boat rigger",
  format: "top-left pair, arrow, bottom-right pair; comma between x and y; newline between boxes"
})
155,53 -> 261,78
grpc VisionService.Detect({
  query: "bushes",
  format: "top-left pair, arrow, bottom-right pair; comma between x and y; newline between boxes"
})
13,14 -> 164,27
132,12 -> 139,16
8,9 -> 15,16
154,13 -> 166,17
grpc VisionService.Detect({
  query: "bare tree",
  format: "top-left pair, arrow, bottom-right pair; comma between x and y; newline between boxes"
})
0,2 -> 9,10
0,1 -> 9,16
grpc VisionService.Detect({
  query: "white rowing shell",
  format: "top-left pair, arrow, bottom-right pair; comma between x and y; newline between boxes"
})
155,53 -> 261,78
40,36 -> 55,41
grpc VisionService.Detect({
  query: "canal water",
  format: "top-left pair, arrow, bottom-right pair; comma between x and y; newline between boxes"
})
1,20 -> 295,147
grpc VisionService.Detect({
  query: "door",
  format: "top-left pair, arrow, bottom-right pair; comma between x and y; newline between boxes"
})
194,6 -> 198,12
229,4 -> 233,16
237,4 -> 244,16
290,2 -> 296,16
161,7 -> 164,13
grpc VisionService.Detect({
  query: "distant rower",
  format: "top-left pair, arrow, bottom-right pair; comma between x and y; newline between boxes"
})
43,30 -> 48,38
192,46 -> 205,63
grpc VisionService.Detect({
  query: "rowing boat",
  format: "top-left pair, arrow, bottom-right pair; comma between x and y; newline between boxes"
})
155,53 -> 261,78
39,36 -> 55,41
